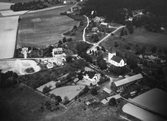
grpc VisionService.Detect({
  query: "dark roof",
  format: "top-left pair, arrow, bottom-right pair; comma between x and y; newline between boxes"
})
111,56 -> 122,63
84,71 -> 96,79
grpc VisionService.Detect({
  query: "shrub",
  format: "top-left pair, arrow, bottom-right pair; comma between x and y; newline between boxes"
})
43,86 -> 51,94
108,98 -> 117,106
91,88 -> 98,96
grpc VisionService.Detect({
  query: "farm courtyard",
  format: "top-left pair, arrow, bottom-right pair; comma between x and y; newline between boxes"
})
17,5 -> 79,48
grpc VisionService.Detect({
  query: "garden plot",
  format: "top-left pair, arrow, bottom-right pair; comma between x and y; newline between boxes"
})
0,16 -> 18,59
49,85 -> 85,101
17,5 -> 78,48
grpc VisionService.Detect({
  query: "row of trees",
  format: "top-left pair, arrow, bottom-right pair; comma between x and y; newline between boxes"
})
10,0 -> 61,11
80,0 -> 167,32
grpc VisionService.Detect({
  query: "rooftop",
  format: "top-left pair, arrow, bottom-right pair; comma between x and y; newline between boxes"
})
111,56 -> 122,63
114,73 -> 143,87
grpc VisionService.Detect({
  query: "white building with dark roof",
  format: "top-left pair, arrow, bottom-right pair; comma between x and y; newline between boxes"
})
104,53 -> 126,67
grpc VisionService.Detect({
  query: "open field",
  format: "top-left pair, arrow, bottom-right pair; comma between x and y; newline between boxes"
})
17,5 -> 79,48
0,84 -> 47,121
126,28 -> 167,49
0,10 -> 27,16
0,15 -> 18,59
0,2 -> 13,10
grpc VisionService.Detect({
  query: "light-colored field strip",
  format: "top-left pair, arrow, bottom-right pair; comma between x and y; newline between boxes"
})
0,2 -> 14,10
0,10 -> 28,16
0,15 -> 19,59
28,5 -> 64,13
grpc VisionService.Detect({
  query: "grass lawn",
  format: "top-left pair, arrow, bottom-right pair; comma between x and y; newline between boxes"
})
0,84 -> 48,121
17,5 -> 79,48
47,101 -> 123,121
125,28 -> 167,49
49,85 -> 85,101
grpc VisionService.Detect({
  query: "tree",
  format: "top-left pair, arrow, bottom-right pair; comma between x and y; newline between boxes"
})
120,28 -> 124,36
76,42 -> 91,55
98,59 -> 107,70
114,42 -> 119,48
101,46 -> 106,52
63,96 -> 70,105
63,37 -> 67,43
91,88 -> 98,96
164,49 -> 167,54
43,86 -> 51,94
78,72 -> 83,80
108,98 -> 117,106
0,71 -> 18,88
58,40 -> 62,45
80,53 -> 93,63
151,46 -> 157,53
141,46 -> 146,54
66,56 -> 73,63
55,96 -> 62,103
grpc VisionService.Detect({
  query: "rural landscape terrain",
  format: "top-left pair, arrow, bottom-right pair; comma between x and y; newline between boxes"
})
0,0 -> 167,121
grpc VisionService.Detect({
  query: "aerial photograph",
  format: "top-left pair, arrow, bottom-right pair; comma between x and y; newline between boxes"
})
0,0 -> 167,121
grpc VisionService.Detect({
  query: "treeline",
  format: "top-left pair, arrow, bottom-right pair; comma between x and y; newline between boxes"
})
80,0 -> 167,27
10,0 -> 61,11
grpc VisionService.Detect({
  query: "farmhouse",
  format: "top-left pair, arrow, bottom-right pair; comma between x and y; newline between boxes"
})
83,71 -> 100,82
122,88 -> 167,121
77,71 -> 101,85
49,53 -> 66,66
52,48 -> 63,57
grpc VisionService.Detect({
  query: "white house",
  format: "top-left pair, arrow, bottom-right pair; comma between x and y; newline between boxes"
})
82,71 -> 100,85
52,48 -> 63,57
107,53 -> 126,67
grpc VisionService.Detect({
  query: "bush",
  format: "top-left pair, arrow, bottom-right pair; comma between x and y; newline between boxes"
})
91,88 -> 98,96
108,98 -> 117,106
63,96 -> 70,105
78,85 -> 89,97
97,76 -> 110,85
55,96 -> 62,103
43,86 -> 51,94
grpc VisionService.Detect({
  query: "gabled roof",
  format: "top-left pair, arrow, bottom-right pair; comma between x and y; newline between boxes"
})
114,73 -> 143,87
111,55 -> 122,63
84,71 -> 96,79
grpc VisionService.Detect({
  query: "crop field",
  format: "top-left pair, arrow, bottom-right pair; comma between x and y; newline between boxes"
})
17,5 -> 78,48
0,0 -> 34,3
126,28 -> 167,49
0,15 -> 18,59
